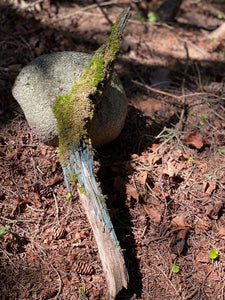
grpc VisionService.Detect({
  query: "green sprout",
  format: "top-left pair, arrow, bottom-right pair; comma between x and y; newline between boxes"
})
148,12 -> 157,22
189,111 -> 194,116
134,14 -> 142,20
139,191 -> 145,197
188,157 -> 193,162
205,174 -> 217,181
65,192 -> 71,199
0,225 -> 10,236
199,120 -> 204,126
209,249 -> 218,260
201,113 -> 208,120
172,265 -> 180,274
217,148 -> 225,155
78,285 -> 86,300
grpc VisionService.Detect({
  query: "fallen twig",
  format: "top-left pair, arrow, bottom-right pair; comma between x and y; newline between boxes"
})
132,80 -> 212,100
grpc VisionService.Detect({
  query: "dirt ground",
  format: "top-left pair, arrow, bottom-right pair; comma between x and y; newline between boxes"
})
0,0 -> 225,299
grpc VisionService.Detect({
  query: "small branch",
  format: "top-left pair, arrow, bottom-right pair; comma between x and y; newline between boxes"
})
93,0 -> 113,26
52,190 -> 59,222
48,1 -> 117,25
51,265 -> 63,299
132,80 -> 212,101
159,145 -> 169,235
155,265 -> 179,295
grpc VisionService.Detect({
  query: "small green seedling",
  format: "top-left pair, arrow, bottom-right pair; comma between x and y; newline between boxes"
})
189,111 -> 194,116
205,174 -> 217,181
65,192 -> 71,199
209,249 -> 218,260
134,14 -> 142,20
148,12 -> 157,22
0,225 -> 10,236
78,285 -> 86,300
172,265 -> 180,274
188,157 -> 193,162
199,120 -> 204,126
201,113 -> 208,120
217,148 -> 225,155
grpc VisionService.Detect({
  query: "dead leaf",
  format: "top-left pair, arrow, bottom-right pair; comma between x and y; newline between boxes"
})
171,215 -> 189,228
176,228 -> 188,240
171,233 -> 186,255
207,271 -> 220,282
205,199 -> 223,220
144,205 -> 161,225
114,176 -> 139,201
170,215 -> 189,255
136,171 -> 148,185
183,132 -> 209,149
163,161 -> 177,177
126,183 -> 139,201
196,250 -> 210,263
203,180 -> 217,195
217,225 -> 225,238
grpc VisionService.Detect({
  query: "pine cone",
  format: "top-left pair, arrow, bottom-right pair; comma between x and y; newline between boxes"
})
74,261 -> 94,275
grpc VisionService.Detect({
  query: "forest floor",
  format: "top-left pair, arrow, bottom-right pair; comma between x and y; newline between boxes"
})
0,0 -> 225,299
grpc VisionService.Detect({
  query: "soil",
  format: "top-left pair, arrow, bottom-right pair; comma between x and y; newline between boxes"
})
0,0 -> 225,299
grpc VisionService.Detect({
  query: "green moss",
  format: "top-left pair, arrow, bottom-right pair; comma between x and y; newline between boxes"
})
77,184 -> 88,197
51,9 -> 129,166
65,172 -> 88,197
80,10 -> 128,99
52,82 -> 94,164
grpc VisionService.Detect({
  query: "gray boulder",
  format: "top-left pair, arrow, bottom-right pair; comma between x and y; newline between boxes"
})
12,52 -> 127,147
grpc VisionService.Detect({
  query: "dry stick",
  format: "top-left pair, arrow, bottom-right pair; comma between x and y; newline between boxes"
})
0,246 -> 18,269
51,265 -> 63,299
209,105 -> 225,121
159,144 -> 169,236
52,189 -> 59,222
175,41 -> 189,132
176,37 -> 209,57
48,1 -> 117,24
93,0 -> 113,25
132,80 -> 211,100
155,265 -> 179,295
